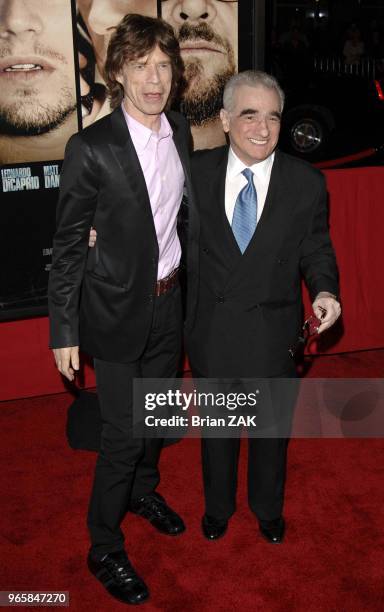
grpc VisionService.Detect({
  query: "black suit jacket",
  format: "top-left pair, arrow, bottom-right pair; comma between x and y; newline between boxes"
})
49,106 -> 199,362
186,146 -> 339,378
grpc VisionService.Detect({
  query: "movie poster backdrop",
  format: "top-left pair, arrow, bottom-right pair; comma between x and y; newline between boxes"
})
0,0 -> 241,320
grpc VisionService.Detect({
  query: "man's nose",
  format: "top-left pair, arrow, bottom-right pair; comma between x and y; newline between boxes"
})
146,64 -> 161,83
257,118 -> 269,136
86,0 -> 122,36
171,0 -> 217,25
0,0 -> 43,40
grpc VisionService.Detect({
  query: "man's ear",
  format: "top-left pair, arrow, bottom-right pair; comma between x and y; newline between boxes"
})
115,72 -> 123,87
220,109 -> 230,133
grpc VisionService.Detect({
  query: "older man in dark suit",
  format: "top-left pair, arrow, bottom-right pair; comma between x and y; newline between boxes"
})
187,70 -> 341,544
48,14 -> 199,606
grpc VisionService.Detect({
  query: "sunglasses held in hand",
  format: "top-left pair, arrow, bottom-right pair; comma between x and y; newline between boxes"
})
288,309 -> 325,359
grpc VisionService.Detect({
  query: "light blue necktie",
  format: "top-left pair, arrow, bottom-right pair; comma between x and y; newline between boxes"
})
231,168 -> 258,254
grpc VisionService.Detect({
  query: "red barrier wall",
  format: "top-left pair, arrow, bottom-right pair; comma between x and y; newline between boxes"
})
1,167 -> 384,401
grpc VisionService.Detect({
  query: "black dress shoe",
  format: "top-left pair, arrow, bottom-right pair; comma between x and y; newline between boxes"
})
87,550 -> 149,605
130,492 -> 185,536
202,514 -> 228,540
259,517 -> 285,544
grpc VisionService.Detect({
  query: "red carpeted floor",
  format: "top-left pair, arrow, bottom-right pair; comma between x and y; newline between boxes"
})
1,351 -> 384,611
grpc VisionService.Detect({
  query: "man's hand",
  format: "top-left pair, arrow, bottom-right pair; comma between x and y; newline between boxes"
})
312,292 -> 341,334
89,227 -> 97,248
53,347 -> 80,382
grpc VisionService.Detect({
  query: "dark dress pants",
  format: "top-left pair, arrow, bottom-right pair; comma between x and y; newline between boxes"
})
201,437 -> 290,521
197,371 -> 298,522
87,285 -> 182,559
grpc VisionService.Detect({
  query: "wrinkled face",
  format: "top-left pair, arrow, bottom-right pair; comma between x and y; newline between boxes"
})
161,0 -> 237,125
0,0 -> 77,136
116,45 -> 172,127
77,0 -> 157,77
220,84 -> 282,165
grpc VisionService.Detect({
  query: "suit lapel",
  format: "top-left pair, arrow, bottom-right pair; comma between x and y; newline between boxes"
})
108,107 -> 157,240
167,112 -> 197,220
249,150 -> 296,254
167,113 -> 189,178
210,147 -> 241,262
253,150 -> 283,236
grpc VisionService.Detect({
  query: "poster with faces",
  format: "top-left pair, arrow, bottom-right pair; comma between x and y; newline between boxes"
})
0,0 -> 239,164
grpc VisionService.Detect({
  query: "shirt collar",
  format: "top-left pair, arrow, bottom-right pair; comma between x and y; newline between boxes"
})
227,146 -> 275,181
121,104 -> 172,152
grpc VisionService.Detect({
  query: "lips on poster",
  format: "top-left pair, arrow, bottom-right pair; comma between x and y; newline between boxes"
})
0,0 -> 79,166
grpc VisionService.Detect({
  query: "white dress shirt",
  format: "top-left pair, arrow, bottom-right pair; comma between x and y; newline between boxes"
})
225,148 -> 275,226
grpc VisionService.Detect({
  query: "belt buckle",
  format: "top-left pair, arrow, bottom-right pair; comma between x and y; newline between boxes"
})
155,267 -> 178,297
155,279 -> 163,297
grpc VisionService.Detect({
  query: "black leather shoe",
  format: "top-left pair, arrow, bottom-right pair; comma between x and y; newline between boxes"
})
202,514 -> 228,540
87,550 -> 149,605
259,517 -> 285,543
130,492 -> 185,536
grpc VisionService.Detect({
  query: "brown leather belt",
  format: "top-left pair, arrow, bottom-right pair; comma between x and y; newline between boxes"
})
155,268 -> 179,297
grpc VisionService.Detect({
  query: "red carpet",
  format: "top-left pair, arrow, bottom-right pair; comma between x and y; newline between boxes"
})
1,350 -> 384,611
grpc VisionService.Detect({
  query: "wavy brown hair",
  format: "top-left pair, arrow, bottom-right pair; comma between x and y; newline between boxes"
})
104,13 -> 184,110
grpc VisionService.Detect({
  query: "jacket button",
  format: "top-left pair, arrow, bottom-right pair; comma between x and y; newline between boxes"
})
217,296 -> 225,303
202,247 -> 209,254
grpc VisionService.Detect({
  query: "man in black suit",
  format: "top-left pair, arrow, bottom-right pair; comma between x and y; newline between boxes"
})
49,14 -> 198,606
187,70 -> 341,544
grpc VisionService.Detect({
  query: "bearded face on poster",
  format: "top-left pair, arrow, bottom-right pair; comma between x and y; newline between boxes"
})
0,0 -> 78,164
161,0 -> 238,149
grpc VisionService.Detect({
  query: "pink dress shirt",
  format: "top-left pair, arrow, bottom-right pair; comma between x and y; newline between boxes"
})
122,105 -> 184,281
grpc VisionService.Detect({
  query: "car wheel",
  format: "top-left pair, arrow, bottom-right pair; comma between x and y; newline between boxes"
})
282,109 -> 331,160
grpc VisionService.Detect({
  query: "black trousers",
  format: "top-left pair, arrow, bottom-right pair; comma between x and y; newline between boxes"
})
201,437 -> 290,522
194,371 -> 297,522
87,285 -> 182,559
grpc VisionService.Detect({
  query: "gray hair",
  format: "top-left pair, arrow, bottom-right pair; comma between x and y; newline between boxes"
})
223,70 -> 285,113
